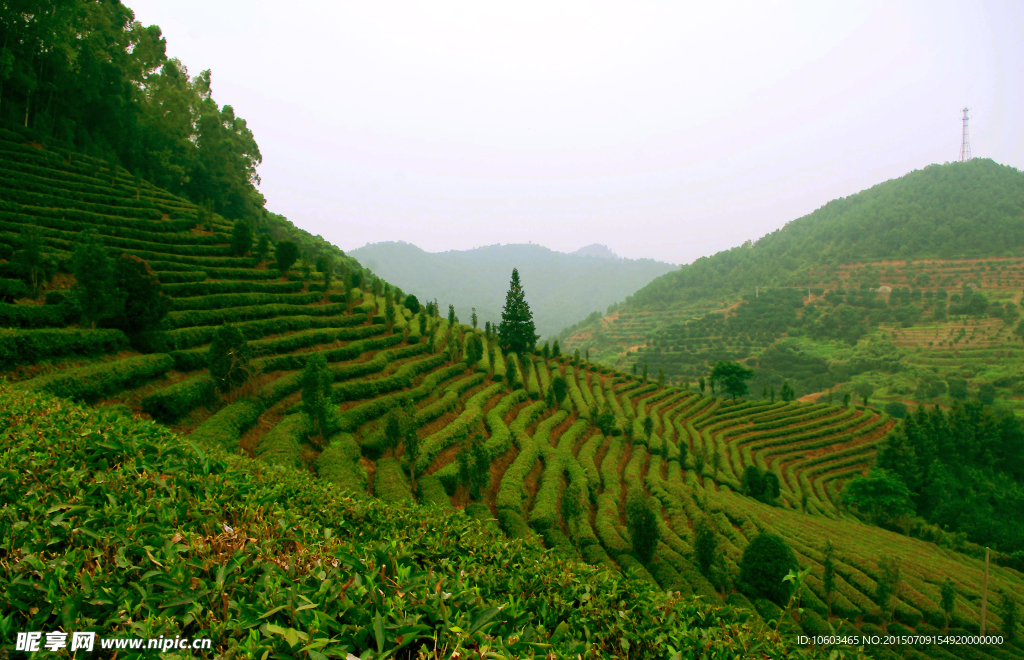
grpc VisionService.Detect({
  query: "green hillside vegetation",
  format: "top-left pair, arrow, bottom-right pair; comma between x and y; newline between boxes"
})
2,384 -> 833,659
629,159 -> 1024,311
0,128 -> 1020,655
350,241 -> 675,337
1,6 -> 1022,657
561,162 -> 1024,407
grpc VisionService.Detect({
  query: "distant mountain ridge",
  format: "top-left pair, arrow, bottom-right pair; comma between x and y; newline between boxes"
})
349,241 -> 675,337
570,243 -> 619,259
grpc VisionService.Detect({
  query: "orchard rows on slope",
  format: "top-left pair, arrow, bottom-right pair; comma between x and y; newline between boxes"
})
0,131 -> 1021,659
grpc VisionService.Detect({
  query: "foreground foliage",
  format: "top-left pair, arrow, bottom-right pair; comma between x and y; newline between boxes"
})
0,384 -> 855,659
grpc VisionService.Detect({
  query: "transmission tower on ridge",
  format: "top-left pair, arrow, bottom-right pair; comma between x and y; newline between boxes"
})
960,107 -> 971,161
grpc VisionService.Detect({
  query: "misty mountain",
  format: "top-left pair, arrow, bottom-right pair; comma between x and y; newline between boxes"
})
348,242 -> 675,338
569,244 -> 619,259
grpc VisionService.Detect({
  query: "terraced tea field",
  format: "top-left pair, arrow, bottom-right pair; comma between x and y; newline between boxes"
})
563,250 -> 1024,414
1,132 -> 1021,657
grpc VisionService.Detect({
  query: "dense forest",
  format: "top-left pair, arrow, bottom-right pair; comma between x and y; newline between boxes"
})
628,159 -> 1024,310
869,400 -> 1024,563
0,0 -> 264,222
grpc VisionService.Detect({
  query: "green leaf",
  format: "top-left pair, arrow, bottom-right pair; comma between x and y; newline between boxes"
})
467,607 -> 501,636
258,604 -> 290,619
374,610 -> 385,653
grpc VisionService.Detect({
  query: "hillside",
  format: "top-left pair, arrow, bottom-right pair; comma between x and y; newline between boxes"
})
560,160 -> 1024,410
349,241 -> 675,338
0,131 -> 1021,658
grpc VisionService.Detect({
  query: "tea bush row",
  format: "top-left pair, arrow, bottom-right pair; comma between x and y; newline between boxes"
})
496,406 -> 563,514
164,312 -> 367,350
415,370 -> 487,427
529,419 -> 590,532
169,290 -> 322,312
0,327 -> 128,368
165,301 -> 348,329
343,362 -> 470,443
140,373 -> 217,423
314,433 -> 367,497
330,344 -> 437,402
161,279 -> 304,297
24,353 -> 174,403
254,412 -> 308,470
257,328 -> 396,372
0,199 -> 226,244
413,378 -> 497,475
152,270 -> 207,283
0,301 -> 70,328
0,219 -> 231,257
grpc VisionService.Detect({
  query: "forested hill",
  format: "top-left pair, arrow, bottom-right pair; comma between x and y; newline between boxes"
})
350,241 -> 675,337
629,159 -> 1024,311
0,1 -> 264,226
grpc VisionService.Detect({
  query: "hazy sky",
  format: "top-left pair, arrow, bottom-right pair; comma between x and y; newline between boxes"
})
128,1 -> 1023,265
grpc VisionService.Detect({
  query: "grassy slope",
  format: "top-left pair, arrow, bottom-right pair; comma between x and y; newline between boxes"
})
0,133 -> 1021,658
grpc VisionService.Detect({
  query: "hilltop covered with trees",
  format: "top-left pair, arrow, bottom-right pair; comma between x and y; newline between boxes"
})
629,159 -> 1024,311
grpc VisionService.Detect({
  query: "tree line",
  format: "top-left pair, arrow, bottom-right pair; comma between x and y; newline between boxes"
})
0,1 -> 263,223
844,399 -> 1024,569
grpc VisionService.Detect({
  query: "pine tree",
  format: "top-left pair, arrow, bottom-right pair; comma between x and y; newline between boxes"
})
447,327 -> 461,364
301,353 -> 334,448
111,254 -> 169,335
385,292 -> 396,331
626,489 -> 660,564
12,227 -> 49,294
940,578 -> 955,631
694,515 -> 717,575
402,402 -> 421,487
466,333 -> 484,366
875,556 -> 902,631
300,252 -> 312,281
471,307 -> 478,329
823,540 -> 837,617
71,231 -> 115,328
230,219 -> 252,257
383,407 -> 403,457
208,324 -> 253,393
275,240 -> 299,275
545,385 -> 556,410
497,268 -> 538,355
255,235 -> 270,264
469,435 -> 489,500
561,480 -> 584,544
551,375 -> 568,405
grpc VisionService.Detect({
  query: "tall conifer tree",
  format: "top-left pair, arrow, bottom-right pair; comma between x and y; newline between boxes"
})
497,268 -> 538,355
